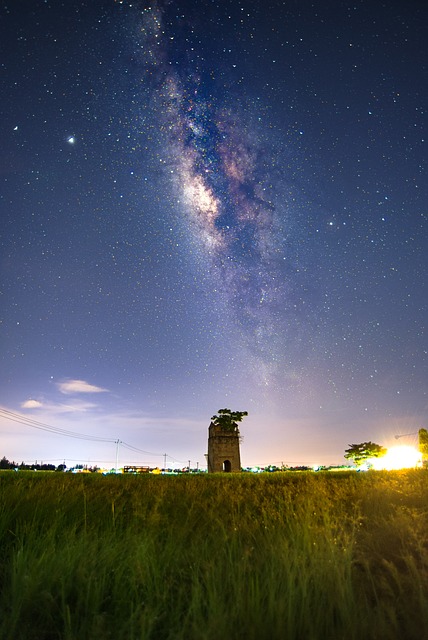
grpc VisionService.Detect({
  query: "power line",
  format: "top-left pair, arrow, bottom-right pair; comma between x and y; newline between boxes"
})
0,408 -> 176,463
0,408 -> 117,442
120,440 -> 164,457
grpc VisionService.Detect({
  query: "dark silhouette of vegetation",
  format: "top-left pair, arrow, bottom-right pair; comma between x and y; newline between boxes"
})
344,442 -> 386,466
211,408 -> 248,433
0,456 -> 63,471
419,428 -> 428,465
0,456 -> 14,470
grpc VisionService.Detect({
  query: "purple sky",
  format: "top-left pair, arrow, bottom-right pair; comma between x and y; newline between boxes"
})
1,0 -> 427,469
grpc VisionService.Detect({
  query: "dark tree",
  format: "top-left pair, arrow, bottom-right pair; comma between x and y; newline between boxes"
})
0,456 -> 11,469
344,442 -> 386,466
211,408 -> 248,433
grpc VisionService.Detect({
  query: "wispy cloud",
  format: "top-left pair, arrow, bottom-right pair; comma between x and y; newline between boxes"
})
21,399 -> 99,415
21,399 -> 43,409
54,400 -> 100,413
57,379 -> 108,395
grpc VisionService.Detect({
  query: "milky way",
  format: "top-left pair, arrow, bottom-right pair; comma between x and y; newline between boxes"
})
133,2 -> 317,388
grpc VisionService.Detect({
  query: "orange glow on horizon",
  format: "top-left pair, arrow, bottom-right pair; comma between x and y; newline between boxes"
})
369,445 -> 422,470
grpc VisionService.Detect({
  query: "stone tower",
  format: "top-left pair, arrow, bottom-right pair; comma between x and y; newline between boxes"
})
207,422 -> 241,473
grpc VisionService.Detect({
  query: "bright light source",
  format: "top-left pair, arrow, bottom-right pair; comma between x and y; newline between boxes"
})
369,445 -> 422,470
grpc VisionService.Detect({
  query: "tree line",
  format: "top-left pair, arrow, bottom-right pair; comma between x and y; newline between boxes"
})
0,456 -> 67,471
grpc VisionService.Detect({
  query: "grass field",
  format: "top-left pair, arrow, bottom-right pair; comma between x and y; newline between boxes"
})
0,469 -> 427,639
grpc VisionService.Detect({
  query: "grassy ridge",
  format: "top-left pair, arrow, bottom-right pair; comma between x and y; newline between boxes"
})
0,470 -> 427,639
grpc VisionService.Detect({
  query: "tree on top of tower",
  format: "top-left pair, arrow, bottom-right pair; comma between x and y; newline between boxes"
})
211,408 -> 248,433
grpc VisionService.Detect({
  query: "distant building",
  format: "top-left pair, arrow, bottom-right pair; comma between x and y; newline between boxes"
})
123,465 -> 150,474
207,421 -> 241,473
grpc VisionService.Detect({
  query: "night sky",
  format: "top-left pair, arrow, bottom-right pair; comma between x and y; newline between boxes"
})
1,0 -> 427,469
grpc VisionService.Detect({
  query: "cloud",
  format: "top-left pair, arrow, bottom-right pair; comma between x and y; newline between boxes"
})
23,399 -> 99,416
21,399 -> 43,409
57,379 -> 108,395
55,400 -> 99,413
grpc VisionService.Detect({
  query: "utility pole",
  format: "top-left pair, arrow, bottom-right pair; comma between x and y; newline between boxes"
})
115,439 -> 121,473
419,428 -> 428,466
163,453 -> 167,472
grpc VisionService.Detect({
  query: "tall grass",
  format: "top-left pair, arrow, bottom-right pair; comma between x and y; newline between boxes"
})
0,470 -> 427,639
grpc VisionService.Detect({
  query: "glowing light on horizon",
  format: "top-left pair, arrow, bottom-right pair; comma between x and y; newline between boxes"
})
369,445 -> 422,470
